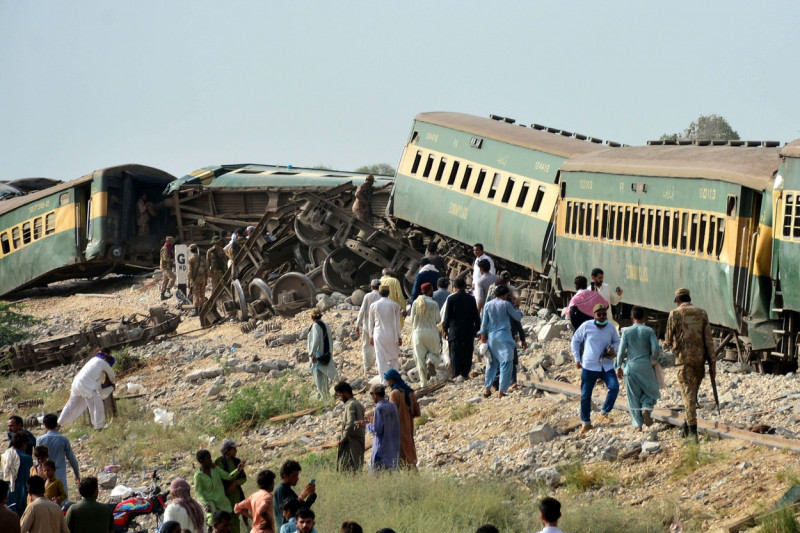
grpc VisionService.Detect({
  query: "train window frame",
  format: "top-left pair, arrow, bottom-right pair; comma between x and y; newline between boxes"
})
86,198 -> 93,241
645,209 -> 653,246
459,165 -> 473,189
698,214 -> 708,255
454,162 -> 468,190
516,181 -> 530,209
532,186 -> 546,213
45,212 -> 55,235
707,216 -> 717,256
615,206 -> 623,242
473,169 -> 487,195
487,173 -> 501,200
59,193 -> 69,206
435,157 -> 447,183
593,202 -> 601,239
716,220 -> 725,257
784,194 -> 794,238
422,154 -> 435,179
410,151 -> 422,175
565,201 -> 573,235
33,217 -> 42,240
601,204 -> 609,240
578,202 -> 586,236
22,222 -> 31,245
631,207 -> 639,244
654,209 -> 662,247
465,167 -> 480,191
586,203 -> 594,238
11,227 -> 21,249
622,206 -> 631,242
0,232 -> 9,255
726,195 -> 737,218
501,178 -> 515,204
637,209 -> 646,244
662,210 -> 671,247
794,199 -> 800,238
672,211 -> 680,250
689,213 -> 699,253
571,201 -> 579,235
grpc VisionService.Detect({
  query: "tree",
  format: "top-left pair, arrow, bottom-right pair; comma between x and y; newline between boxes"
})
354,163 -> 396,176
659,114 -> 740,141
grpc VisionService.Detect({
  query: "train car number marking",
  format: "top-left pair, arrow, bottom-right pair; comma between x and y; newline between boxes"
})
28,200 -> 52,214
579,180 -> 593,190
663,187 -> 675,201
497,154 -> 509,167
425,132 -> 439,143
535,161 -> 551,173
448,202 -> 469,220
699,187 -> 716,200
625,263 -> 649,282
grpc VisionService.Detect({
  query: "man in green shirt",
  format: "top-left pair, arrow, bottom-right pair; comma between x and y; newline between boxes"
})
194,449 -> 246,526
65,477 -> 113,533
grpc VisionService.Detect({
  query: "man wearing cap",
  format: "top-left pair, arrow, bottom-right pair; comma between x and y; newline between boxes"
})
187,244 -> 209,316
308,309 -> 338,400
410,258 -> 440,304
352,174 -> 390,224
215,440 -> 247,533
410,282 -> 442,387
356,385 -> 400,471
355,279 -> 382,373
665,288 -> 716,441
571,303 -> 620,436
368,285 -> 403,384
207,236 -> 227,292
159,236 -> 176,300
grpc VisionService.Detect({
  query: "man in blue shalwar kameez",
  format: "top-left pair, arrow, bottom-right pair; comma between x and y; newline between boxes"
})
358,384 -> 400,472
616,306 -> 662,431
478,285 -> 523,398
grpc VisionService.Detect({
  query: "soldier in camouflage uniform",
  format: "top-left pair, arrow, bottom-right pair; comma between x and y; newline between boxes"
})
665,287 -> 716,441
159,236 -> 176,300
187,243 -> 208,315
206,235 -> 227,292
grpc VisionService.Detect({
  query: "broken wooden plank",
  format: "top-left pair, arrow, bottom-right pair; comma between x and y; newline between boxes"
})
268,406 -> 323,422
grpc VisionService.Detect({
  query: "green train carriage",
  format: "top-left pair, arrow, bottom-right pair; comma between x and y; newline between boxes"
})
557,144 -> 781,363
0,164 -> 175,297
389,112 -> 610,275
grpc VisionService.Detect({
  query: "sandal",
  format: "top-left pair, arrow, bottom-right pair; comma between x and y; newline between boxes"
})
483,389 -> 492,398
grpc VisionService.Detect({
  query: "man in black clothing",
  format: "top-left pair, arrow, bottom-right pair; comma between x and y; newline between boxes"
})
272,460 -> 316,529
6,416 -> 35,455
422,242 -> 447,275
442,278 -> 481,379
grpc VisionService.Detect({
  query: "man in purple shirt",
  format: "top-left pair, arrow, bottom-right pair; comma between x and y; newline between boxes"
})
358,384 -> 400,471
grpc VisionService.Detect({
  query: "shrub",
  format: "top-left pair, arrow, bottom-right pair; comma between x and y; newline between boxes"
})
0,302 -> 40,345
112,347 -> 142,376
449,403 -> 477,421
562,461 -> 616,494
220,374 -> 321,430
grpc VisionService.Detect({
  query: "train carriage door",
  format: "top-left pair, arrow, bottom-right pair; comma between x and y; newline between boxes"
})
74,183 -> 92,256
734,189 -> 762,314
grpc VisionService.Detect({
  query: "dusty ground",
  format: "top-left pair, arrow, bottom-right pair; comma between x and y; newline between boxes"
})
4,275 -> 800,532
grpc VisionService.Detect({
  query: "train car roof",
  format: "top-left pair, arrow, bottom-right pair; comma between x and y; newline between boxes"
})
0,164 -> 175,216
781,139 -> 800,158
414,112 -> 611,159
164,164 -> 393,194
561,145 -> 780,191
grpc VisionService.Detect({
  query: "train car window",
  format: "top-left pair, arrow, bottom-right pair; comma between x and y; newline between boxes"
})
622,207 -> 631,242
784,194 -> 794,237
501,178 -> 515,204
637,209 -> 646,244
663,210 -> 671,247
532,186 -> 546,213
0,233 -> 9,255
411,130 -> 419,144
593,203 -> 601,239
565,201 -> 573,235
59,193 -> 69,206
716,221 -> 725,257
571,202 -> 579,235
86,199 -> 93,241
698,215 -> 708,255
45,212 -> 55,235
516,182 -> 530,209
487,173 -> 501,200
707,216 -> 717,256
422,154 -> 434,179
794,200 -> 800,238
33,217 -> 42,240
453,162 -> 465,187
673,212 -> 681,250
464,167 -> 479,191
578,202 -> 586,236
631,207 -> 639,243
645,209 -> 653,246
615,206 -> 623,241
411,151 -> 422,174
654,209 -> 662,247
586,203 -> 594,237
726,195 -> 737,218
473,170 -> 487,195
689,213 -> 698,253
458,165 -> 472,189
22,222 -> 31,245
435,158 -> 447,183
601,204 -> 609,240
12,227 -> 21,249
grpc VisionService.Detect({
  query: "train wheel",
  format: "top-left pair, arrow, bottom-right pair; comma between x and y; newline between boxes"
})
272,272 -> 317,317
294,216 -> 333,247
306,267 -> 327,292
308,245 -> 332,268
231,280 -> 249,321
322,248 -> 374,293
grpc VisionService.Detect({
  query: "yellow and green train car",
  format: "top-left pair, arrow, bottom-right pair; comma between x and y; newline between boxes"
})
557,144 -> 781,358
389,112 -> 609,273
0,164 -> 175,297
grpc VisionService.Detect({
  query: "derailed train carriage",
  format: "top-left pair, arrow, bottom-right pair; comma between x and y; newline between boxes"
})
0,165 -> 175,297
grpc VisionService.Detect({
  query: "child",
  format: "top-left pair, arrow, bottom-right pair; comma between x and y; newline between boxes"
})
43,460 -> 67,505
279,498 -> 300,533
30,446 -> 49,478
234,470 -> 276,533
536,497 -> 564,533
213,510 -> 233,533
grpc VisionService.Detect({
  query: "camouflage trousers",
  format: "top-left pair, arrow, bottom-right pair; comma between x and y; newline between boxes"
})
191,277 -> 207,308
677,359 -> 705,425
160,268 -> 175,293
209,271 -> 223,292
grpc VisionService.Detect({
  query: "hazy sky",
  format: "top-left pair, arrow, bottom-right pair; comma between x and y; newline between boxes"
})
2,2 -> 799,182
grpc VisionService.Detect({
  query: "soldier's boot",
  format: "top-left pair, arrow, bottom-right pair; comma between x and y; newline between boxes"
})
160,291 -> 168,301
680,422 -> 689,438
688,424 -> 699,443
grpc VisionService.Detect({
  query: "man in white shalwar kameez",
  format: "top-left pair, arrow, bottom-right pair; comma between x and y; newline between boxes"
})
58,350 -> 116,430
355,279 -> 382,373
368,286 -> 402,384
307,308 -> 338,399
410,283 -> 442,387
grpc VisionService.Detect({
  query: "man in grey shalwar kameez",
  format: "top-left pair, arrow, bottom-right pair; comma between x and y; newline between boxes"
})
334,381 -> 365,472
616,306 -> 661,430
308,308 -> 338,399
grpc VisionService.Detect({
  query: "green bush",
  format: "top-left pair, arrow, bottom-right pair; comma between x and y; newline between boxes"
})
758,506 -> 800,533
450,403 -> 477,421
0,302 -> 40,345
112,346 -> 142,376
220,374 -> 322,430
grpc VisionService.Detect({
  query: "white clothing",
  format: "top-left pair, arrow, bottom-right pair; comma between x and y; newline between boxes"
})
307,321 -> 338,399
472,253 -> 496,286
536,527 -> 565,533
1,447 -> 19,489
410,296 -> 442,386
419,264 -> 438,274
596,282 -> 621,306
368,297 -> 402,383
356,290 -> 382,371
59,356 -> 115,429
163,503 -> 203,533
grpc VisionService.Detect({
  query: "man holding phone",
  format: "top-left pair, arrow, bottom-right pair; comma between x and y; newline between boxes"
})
591,268 -> 623,327
273,460 -> 317,530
